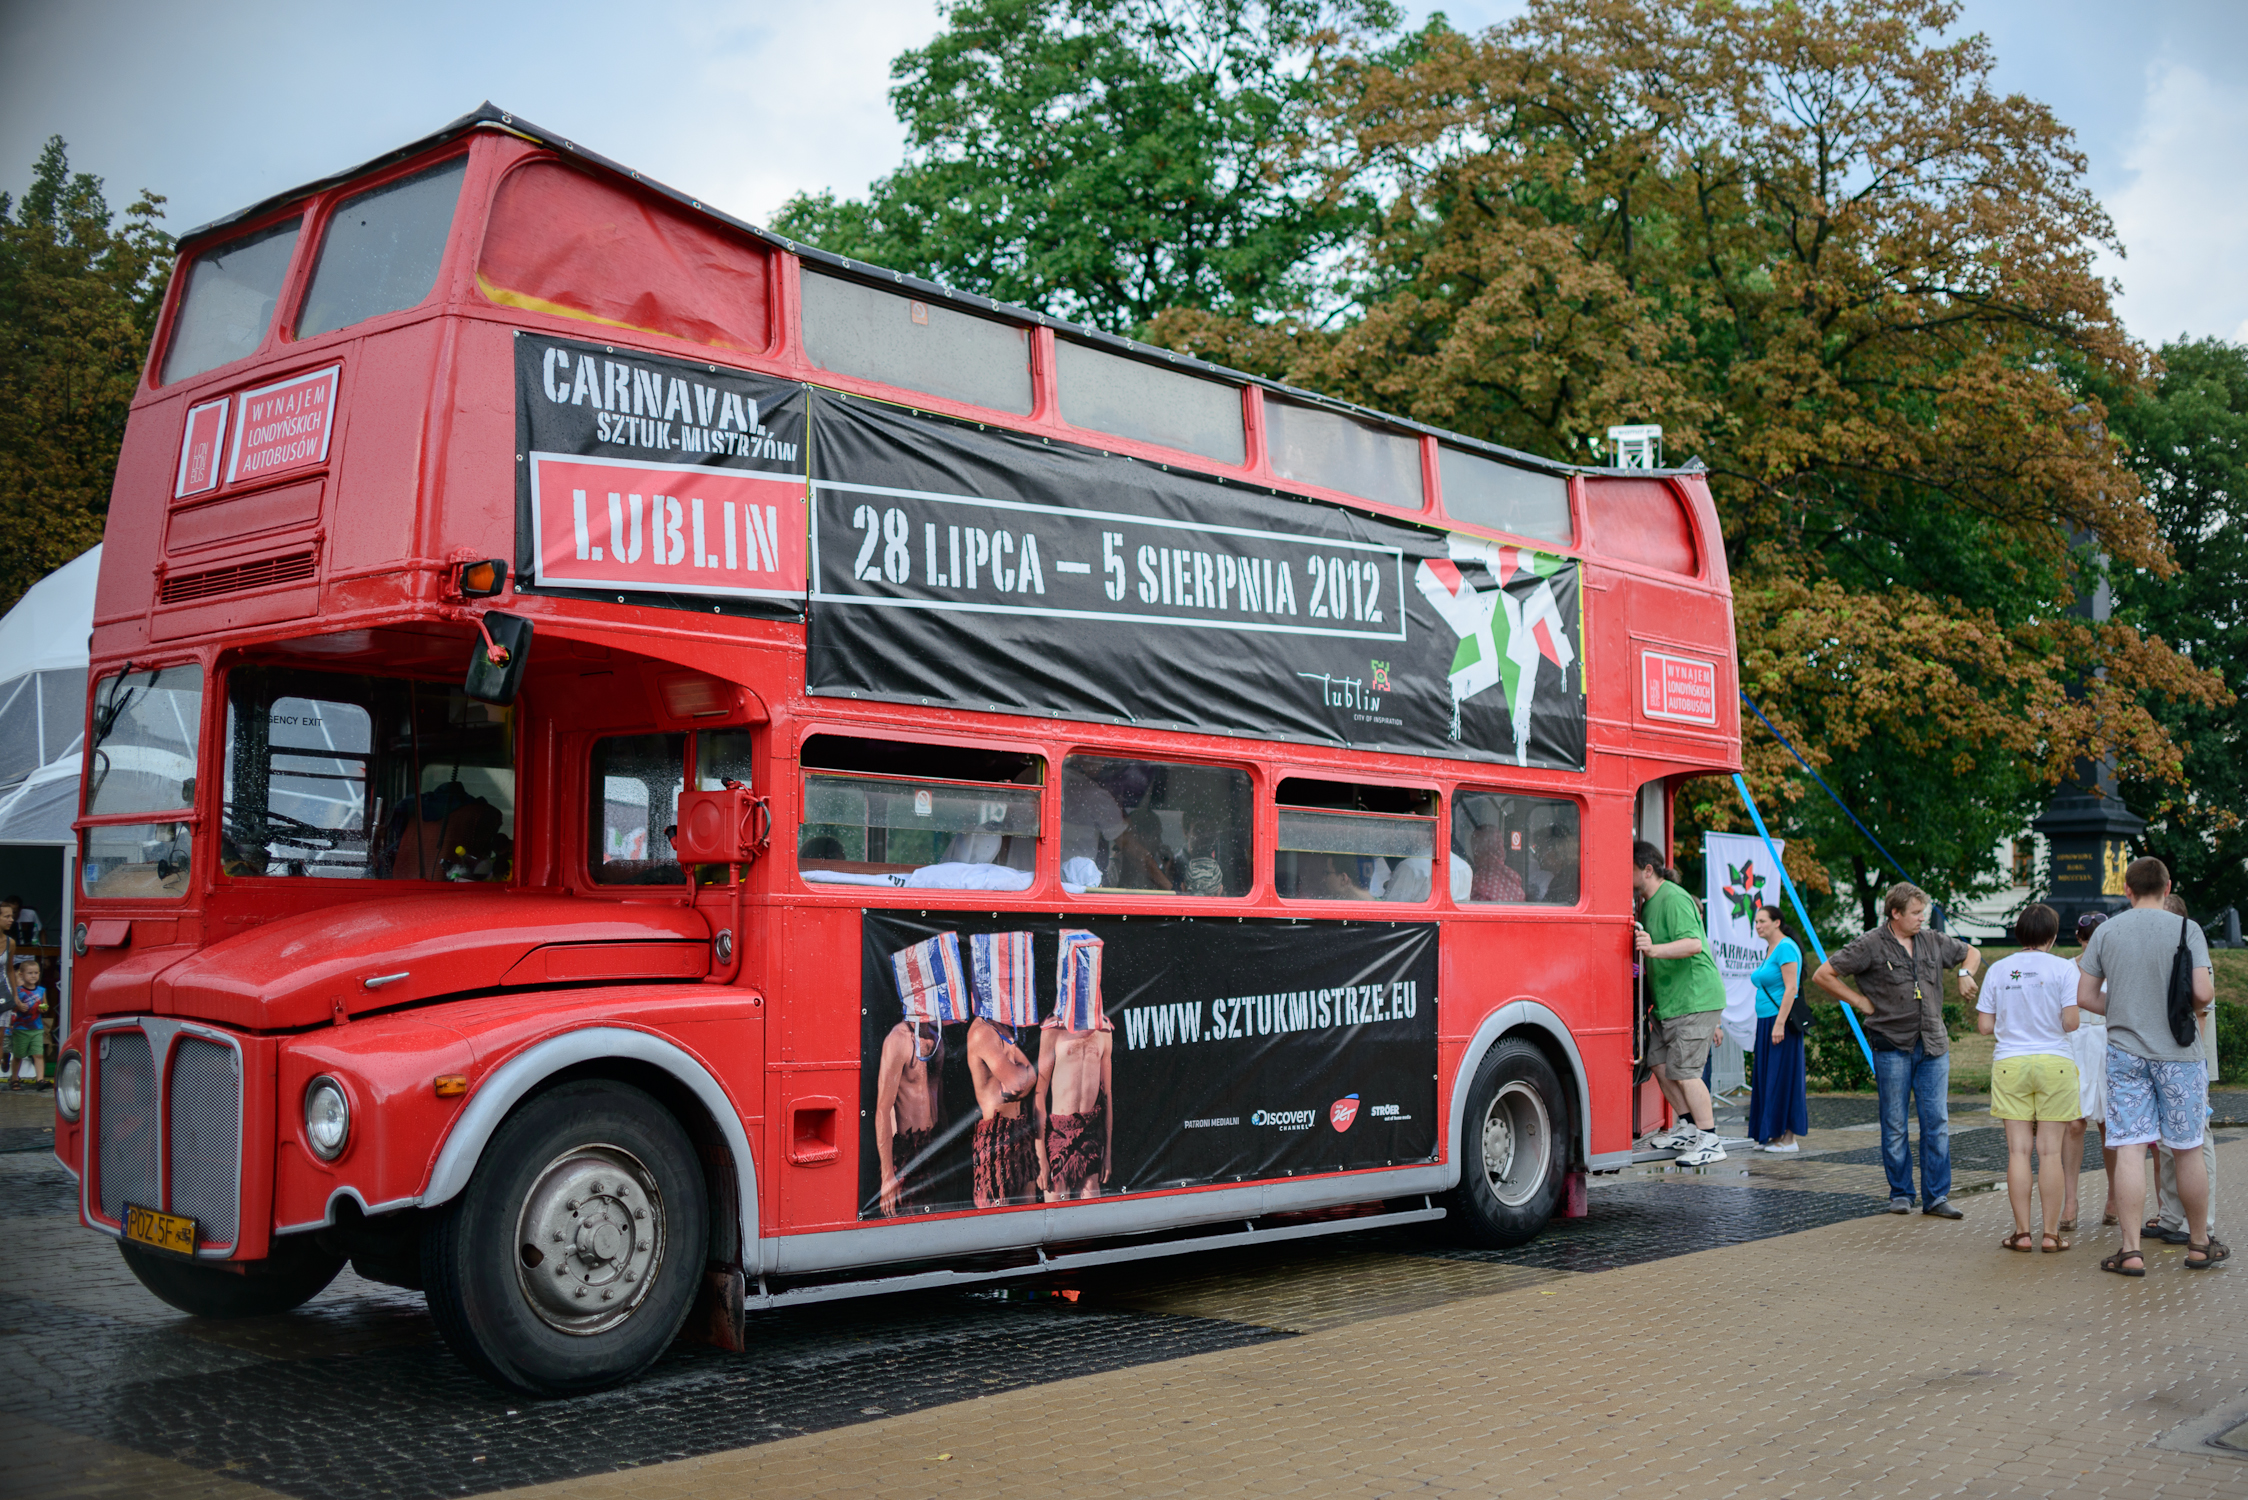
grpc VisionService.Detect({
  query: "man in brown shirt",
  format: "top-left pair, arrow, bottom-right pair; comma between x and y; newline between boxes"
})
1813,882 -> 1982,1218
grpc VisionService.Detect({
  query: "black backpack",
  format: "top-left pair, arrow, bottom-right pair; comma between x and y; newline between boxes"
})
2166,912 -> 2201,1050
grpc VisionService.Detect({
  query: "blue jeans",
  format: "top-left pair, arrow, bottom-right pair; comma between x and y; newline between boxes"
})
1874,1041 -> 1950,1204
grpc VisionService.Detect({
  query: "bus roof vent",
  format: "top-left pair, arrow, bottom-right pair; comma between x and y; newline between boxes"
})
159,551 -> 317,605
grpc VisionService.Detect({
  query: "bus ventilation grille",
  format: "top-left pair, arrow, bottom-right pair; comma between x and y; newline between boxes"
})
160,551 -> 316,604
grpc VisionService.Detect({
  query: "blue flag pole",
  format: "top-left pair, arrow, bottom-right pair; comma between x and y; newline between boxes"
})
1732,772 -> 1877,1074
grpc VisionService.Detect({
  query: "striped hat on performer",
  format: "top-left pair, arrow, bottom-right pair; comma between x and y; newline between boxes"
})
970,930 -> 1038,1026
1056,928 -> 1105,1032
891,932 -> 970,1025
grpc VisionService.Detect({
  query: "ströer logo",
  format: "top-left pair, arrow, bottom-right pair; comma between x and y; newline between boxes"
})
1330,1094 -> 1360,1131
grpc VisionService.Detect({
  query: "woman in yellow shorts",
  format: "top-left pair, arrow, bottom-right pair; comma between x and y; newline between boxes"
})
1976,902 -> 2082,1252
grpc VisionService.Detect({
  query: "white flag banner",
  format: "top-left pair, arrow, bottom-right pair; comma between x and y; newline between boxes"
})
1705,832 -> 1784,1069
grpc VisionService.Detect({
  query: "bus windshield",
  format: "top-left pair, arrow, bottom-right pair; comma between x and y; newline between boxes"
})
222,667 -> 514,881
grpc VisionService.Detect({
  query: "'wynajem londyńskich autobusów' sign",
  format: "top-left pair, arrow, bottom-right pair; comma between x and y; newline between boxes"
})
512,332 -> 1586,768
805,389 -> 1586,770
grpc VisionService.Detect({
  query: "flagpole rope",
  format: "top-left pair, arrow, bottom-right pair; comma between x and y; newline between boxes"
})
1738,689 -> 1942,924
1732,772 -> 1879,1075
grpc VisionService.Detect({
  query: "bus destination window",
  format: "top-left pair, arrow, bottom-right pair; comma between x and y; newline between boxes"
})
223,669 -> 515,882
1061,756 -> 1251,897
1452,792 -> 1580,905
1272,778 -> 1436,903
82,665 -> 205,899
295,156 -> 468,341
798,737 -> 1043,892
160,219 -> 301,384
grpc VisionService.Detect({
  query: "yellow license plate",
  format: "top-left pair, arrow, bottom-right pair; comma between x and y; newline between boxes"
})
124,1203 -> 197,1256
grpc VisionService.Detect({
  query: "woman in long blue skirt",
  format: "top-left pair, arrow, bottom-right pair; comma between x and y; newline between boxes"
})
1749,904 -> 1809,1150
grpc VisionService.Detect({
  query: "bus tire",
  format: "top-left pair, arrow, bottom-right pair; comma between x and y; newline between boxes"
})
421,1078 -> 706,1397
120,1234 -> 344,1318
1447,1037 -> 1568,1248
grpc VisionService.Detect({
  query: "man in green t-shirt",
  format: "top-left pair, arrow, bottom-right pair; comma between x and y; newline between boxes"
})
1633,840 -> 1730,1165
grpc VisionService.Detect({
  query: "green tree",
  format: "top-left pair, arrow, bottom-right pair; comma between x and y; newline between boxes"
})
0,136 -> 170,611
769,0 -> 1399,334
2112,338 -> 2248,918
1156,0 -> 2223,931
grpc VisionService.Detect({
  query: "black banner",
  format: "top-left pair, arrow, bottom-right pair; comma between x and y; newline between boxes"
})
807,391 -> 1586,769
859,911 -> 1438,1219
513,332 -> 811,617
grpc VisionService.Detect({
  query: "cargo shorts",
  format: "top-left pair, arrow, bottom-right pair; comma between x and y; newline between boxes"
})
1648,1008 -> 1722,1082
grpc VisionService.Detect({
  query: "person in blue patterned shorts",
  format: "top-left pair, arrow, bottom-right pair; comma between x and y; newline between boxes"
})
2078,857 -> 2222,1276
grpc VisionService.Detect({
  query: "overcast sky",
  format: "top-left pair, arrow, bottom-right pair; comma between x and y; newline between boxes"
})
2,0 -> 2240,346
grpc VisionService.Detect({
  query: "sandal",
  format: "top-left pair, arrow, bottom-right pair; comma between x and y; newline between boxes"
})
2002,1231 -> 2036,1253
2185,1237 -> 2230,1270
2101,1248 -> 2145,1278
2057,1218 -> 2077,1233
2102,1210 -> 2120,1226
2042,1233 -> 2071,1253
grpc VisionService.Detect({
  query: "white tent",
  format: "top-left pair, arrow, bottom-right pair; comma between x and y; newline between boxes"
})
0,545 -> 99,842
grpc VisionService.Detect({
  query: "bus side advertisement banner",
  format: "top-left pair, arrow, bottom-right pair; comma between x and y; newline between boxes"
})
858,911 -> 1438,1220
807,392 -> 1587,770
514,332 -> 811,613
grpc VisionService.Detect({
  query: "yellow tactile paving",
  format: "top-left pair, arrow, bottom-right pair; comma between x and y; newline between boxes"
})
500,1138 -> 2248,1500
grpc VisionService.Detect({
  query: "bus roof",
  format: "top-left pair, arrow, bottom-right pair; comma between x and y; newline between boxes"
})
179,103 -> 1706,490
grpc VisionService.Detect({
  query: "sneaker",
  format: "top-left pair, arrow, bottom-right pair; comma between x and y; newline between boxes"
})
1676,1136 -> 1728,1166
1923,1200 -> 1965,1220
1757,1141 -> 1801,1154
1889,1198 -> 1913,1214
1645,1122 -> 1701,1150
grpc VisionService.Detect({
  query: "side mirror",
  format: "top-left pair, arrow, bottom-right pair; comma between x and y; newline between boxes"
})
464,611 -> 533,704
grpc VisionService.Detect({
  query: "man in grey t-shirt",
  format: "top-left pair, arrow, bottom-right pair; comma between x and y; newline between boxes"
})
2077,856 -> 2221,1273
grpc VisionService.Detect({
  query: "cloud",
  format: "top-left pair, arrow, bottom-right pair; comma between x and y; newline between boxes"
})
2095,58 -> 2248,346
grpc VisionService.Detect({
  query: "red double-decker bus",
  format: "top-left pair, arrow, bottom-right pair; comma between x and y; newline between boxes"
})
59,106 -> 1739,1394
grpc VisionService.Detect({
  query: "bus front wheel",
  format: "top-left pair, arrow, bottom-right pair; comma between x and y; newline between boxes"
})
1448,1038 -> 1569,1248
421,1079 -> 707,1397
120,1234 -> 344,1317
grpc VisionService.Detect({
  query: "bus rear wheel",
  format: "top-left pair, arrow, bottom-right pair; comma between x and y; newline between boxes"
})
421,1079 -> 706,1397
1447,1038 -> 1569,1248
120,1235 -> 344,1318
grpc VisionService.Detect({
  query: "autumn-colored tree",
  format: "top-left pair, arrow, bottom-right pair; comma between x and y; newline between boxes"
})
1156,0 -> 2223,931
769,0 -> 1397,334
0,137 -> 170,613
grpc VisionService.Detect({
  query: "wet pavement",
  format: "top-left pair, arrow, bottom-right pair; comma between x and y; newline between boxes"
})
7,1085 -> 2248,1500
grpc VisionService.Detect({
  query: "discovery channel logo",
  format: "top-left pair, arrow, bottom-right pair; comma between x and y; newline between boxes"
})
1250,1108 -> 1317,1129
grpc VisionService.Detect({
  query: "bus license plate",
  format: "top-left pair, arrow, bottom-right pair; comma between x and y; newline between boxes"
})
124,1203 -> 197,1256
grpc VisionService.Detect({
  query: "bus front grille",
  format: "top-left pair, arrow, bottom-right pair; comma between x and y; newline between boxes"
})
96,1030 -> 160,1221
160,550 -> 316,604
167,1038 -> 241,1246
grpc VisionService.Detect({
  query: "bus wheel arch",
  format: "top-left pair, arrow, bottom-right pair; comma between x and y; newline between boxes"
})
1447,1003 -> 1591,1184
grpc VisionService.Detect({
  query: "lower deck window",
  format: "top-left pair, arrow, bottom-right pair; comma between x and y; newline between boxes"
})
1453,792 -> 1580,904
1061,756 -> 1251,896
222,668 -> 515,881
1273,779 -> 1436,902
798,736 -> 1042,892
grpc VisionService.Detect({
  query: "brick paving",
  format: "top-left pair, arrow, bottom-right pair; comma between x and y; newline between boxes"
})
5,1076 -> 2246,1500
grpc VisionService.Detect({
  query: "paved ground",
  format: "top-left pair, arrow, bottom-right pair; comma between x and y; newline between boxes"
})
7,1086 -> 2248,1500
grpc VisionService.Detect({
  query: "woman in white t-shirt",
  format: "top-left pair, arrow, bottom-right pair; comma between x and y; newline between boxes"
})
1976,902 -> 2082,1253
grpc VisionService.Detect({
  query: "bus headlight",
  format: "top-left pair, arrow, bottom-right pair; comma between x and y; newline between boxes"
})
57,1053 -> 82,1121
304,1076 -> 351,1160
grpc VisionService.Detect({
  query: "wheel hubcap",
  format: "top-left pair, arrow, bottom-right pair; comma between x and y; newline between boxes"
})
1481,1082 -> 1552,1208
514,1144 -> 666,1335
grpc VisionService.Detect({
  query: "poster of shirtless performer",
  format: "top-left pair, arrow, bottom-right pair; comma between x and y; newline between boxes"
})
858,912 -> 1436,1220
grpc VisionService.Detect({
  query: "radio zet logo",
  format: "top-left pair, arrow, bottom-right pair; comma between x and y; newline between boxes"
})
1330,1094 -> 1361,1131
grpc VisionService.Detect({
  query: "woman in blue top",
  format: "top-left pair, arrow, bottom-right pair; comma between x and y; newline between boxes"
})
1748,904 -> 1809,1151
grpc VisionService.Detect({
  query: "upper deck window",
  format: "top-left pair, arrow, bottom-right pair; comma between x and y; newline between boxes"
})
1054,340 -> 1244,467
798,735 -> 1044,891
161,220 -> 301,384
1585,478 -> 1698,575
1438,446 -> 1573,546
801,272 -> 1032,416
479,161 -> 772,353
1272,778 -> 1436,902
1264,399 -> 1423,510
296,157 -> 467,340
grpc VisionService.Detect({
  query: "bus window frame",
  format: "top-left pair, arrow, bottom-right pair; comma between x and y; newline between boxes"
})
150,204 -> 313,392
787,722 -> 1052,898
285,146 -> 476,348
